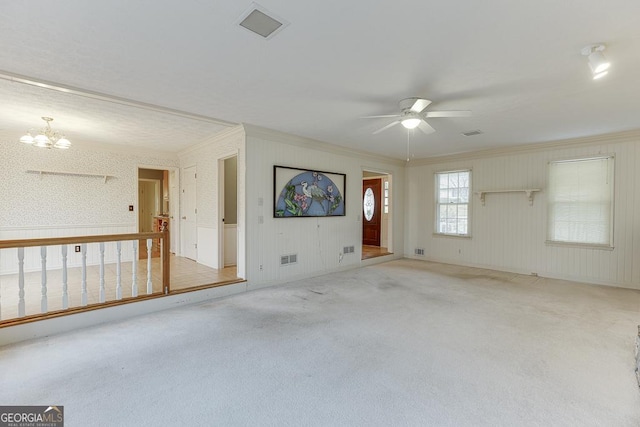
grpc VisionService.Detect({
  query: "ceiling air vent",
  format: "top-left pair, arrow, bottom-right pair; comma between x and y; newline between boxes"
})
462,130 -> 483,137
237,3 -> 288,39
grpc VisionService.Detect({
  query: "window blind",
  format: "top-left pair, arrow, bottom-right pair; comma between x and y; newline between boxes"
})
547,156 -> 614,246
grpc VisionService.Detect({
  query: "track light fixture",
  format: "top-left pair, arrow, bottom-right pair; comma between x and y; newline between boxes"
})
581,44 -> 610,80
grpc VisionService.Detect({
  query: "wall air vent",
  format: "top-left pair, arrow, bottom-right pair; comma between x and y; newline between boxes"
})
280,254 -> 298,266
415,248 -> 425,256
237,3 -> 289,39
462,130 -> 483,137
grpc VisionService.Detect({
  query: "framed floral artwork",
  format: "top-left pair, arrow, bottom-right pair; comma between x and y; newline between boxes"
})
274,166 -> 346,217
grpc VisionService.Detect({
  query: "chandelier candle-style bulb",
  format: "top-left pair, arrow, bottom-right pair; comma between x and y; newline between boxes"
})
20,133 -> 34,144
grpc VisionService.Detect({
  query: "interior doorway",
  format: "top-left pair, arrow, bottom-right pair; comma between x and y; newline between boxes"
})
138,167 -> 176,259
218,155 -> 238,268
362,171 -> 393,260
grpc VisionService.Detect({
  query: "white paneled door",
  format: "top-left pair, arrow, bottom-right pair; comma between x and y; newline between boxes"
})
181,166 -> 197,261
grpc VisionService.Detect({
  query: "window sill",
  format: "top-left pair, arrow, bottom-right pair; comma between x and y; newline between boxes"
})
545,240 -> 614,251
433,233 -> 471,239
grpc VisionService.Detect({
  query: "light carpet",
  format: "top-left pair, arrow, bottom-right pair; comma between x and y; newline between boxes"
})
1,259 -> 639,426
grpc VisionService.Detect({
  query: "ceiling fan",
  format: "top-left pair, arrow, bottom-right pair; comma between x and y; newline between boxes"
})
363,97 -> 471,135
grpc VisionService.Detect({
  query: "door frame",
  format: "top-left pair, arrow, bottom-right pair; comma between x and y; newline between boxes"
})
361,168 -> 393,254
181,164 -> 197,260
136,165 -> 180,256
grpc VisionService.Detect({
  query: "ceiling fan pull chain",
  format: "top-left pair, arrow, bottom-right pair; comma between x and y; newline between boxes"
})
406,130 -> 410,162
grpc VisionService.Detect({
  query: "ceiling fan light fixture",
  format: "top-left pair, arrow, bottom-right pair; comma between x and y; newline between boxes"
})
401,118 -> 421,129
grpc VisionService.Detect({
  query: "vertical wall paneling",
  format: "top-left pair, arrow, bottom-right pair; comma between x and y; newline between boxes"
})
244,126 -> 405,286
405,132 -> 640,289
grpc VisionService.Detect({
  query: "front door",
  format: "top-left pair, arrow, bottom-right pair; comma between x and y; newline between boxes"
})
362,178 -> 382,246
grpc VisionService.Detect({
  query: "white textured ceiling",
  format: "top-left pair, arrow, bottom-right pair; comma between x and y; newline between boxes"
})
1,1 -> 639,159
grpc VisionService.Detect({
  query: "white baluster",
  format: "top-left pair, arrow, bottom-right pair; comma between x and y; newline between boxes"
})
116,241 -> 122,300
61,245 -> 69,309
99,242 -> 106,303
146,238 -> 153,294
81,243 -> 88,306
18,248 -> 25,317
40,246 -> 48,313
132,241 -> 138,297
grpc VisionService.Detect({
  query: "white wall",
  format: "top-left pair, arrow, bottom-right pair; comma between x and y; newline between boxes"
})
405,130 -> 640,289
178,126 -> 246,276
244,125 -> 405,287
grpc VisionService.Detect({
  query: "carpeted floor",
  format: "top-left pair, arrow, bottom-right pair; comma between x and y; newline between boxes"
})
1,259 -> 639,426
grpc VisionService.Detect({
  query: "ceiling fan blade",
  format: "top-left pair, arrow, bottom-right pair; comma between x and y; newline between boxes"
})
410,98 -> 432,113
418,121 -> 436,134
360,114 -> 401,119
372,120 -> 401,134
424,110 -> 472,118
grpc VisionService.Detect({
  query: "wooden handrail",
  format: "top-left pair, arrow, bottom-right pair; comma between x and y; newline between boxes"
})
0,230 -> 171,324
0,232 -> 165,249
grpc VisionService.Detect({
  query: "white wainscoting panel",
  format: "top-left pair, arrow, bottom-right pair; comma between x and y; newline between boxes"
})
197,226 -> 218,269
224,224 -> 237,266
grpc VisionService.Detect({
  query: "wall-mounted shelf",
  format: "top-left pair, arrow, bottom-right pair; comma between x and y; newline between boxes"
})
475,189 -> 541,206
27,169 -> 114,183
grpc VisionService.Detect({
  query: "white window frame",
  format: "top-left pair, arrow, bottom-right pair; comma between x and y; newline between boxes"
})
434,169 -> 471,237
546,155 -> 614,249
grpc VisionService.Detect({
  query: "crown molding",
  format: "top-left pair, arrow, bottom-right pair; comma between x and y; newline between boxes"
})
243,123 -> 406,167
407,129 -> 640,167
177,125 -> 246,157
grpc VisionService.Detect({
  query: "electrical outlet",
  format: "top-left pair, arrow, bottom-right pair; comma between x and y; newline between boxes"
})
129,205 -> 134,211
75,245 -> 81,253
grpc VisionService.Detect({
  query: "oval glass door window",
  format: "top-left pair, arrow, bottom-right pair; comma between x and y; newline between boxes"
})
363,188 -> 375,221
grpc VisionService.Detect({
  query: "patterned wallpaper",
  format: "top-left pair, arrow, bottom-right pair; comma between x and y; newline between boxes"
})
0,142 -> 178,227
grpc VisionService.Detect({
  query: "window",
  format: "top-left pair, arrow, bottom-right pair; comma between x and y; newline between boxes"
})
547,156 -> 614,246
435,170 -> 470,236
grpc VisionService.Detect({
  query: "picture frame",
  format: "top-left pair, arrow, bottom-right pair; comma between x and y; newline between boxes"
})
274,165 -> 346,217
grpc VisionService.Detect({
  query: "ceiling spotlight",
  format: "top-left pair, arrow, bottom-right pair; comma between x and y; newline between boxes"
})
581,44 -> 611,79
401,118 -> 421,129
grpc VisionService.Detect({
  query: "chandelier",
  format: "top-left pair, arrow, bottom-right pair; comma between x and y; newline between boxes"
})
20,117 -> 71,149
